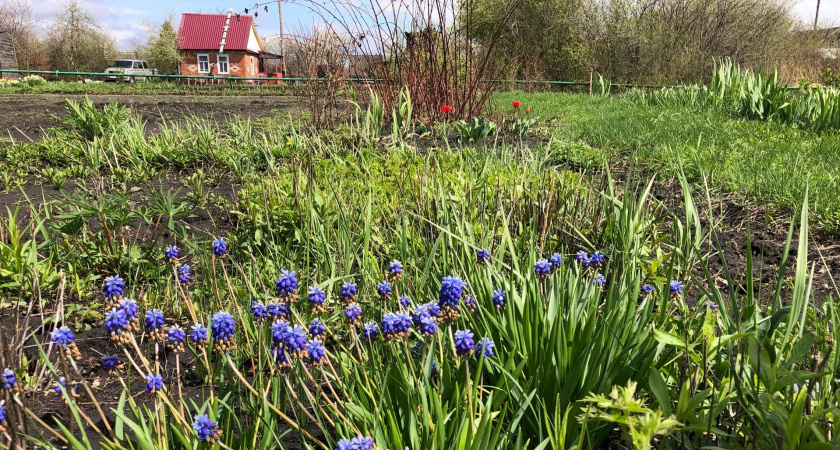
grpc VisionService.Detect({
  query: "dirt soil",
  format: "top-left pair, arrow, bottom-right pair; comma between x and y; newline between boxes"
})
0,94 -> 298,143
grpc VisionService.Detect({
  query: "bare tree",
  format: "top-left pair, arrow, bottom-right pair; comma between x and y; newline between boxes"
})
45,1 -> 116,72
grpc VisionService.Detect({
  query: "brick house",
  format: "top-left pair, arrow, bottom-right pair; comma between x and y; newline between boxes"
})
177,10 -> 282,81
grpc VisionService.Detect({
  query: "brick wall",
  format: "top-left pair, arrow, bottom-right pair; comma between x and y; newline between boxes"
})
0,28 -> 19,79
179,50 -> 260,79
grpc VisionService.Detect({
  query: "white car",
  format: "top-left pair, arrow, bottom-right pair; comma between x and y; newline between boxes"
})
104,60 -> 155,82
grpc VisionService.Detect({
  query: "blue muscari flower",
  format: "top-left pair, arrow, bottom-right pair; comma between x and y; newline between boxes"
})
192,414 -> 221,442
119,298 -> 139,322
454,329 -> 475,356
706,301 -> 719,312
167,325 -> 186,349
339,436 -> 374,450
282,325 -> 308,355
305,339 -> 326,365
377,280 -> 392,298
272,346 -> 291,368
411,304 -> 431,325
210,311 -> 236,349
270,320 -> 291,348
0,401 -> 6,428
2,369 -> 15,390
145,310 -> 165,332
477,337 -> 495,358
340,281 -> 358,302
267,302 -> 289,320
101,355 -> 119,371
250,301 -> 268,322
463,294 -> 477,312
426,301 -> 441,317
575,251 -> 590,266
477,247 -> 491,263
439,276 -> 465,310
361,321 -> 379,340
593,273 -> 606,286
419,316 -> 438,336
670,280 -> 684,297
399,295 -> 411,308
275,270 -> 299,299
549,253 -> 563,269
189,324 -> 208,345
640,284 -> 655,296
164,245 -> 178,262
309,319 -> 327,336
178,264 -> 191,283
388,260 -> 403,280
534,259 -> 551,278
54,377 -> 65,394
589,251 -> 605,267
212,238 -> 227,257
381,312 -> 412,340
105,307 -> 129,335
345,303 -> 362,325
145,373 -> 163,393
50,326 -> 75,347
103,275 -> 125,299
308,286 -> 326,308
492,289 -> 506,310
335,439 -> 352,450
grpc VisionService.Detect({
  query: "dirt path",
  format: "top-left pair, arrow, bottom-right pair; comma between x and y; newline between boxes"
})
0,94 -> 298,142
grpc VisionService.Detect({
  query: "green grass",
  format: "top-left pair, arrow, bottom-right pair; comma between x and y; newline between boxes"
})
496,91 -> 840,231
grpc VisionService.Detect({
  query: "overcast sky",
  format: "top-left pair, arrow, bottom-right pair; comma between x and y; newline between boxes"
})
30,0 -> 840,48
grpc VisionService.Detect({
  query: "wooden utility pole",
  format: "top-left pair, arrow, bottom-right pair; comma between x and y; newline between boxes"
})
814,0 -> 821,31
277,0 -> 286,76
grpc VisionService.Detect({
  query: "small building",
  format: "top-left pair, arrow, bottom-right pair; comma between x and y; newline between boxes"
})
0,28 -> 19,79
177,10 -> 282,81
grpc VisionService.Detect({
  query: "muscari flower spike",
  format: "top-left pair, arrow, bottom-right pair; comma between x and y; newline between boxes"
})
210,311 -> 236,353
2,369 -> 15,391
418,316 -> 438,336
426,301 -> 441,317
377,280 -> 392,299
282,325 -> 308,357
272,346 -> 291,369
212,237 -> 228,257
339,281 -> 358,303
345,303 -> 362,326
361,321 -> 379,340
309,319 -> 327,337
670,280 -> 684,299
190,323 -> 208,346
308,285 -> 326,313
192,414 -> 223,443
534,259 -> 551,278
387,260 -> 403,281
398,295 -> 412,309
335,435 -> 375,450
275,270 -> 299,301
145,373 -> 164,394
381,312 -> 412,341
477,337 -> 495,358
640,284 -> 655,296
270,320 -> 291,348
164,245 -> 178,262
54,377 -> 79,399
463,294 -> 478,312
105,307 -> 131,343
476,247 -> 491,264
178,264 -> 192,284
267,301 -> 289,321
50,326 -> 80,359
251,301 -> 269,323
103,275 -> 126,301
593,273 -> 606,287
454,329 -> 475,356
575,251 -> 590,267
119,298 -> 140,331
706,300 -> 719,312
0,401 -> 6,431
549,253 -> 563,270
305,339 -> 327,366
492,289 -> 506,310
101,355 -> 120,372
144,309 -> 166,341
167,325 -> 186,352
589,251 -> 605,268
439,276 -> 465,320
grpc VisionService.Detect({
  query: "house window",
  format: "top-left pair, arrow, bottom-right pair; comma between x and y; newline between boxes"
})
250,56 -> 255,74
197,54 -> 210,73
217,54 -> 229,74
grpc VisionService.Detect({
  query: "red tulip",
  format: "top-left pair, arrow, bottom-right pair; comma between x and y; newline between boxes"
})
526,107 -> 531,114
441,105 -> 452,113
512,101 -> 521,109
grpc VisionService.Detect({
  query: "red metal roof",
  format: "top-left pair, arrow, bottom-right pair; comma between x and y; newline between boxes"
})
177,13 -> 258,52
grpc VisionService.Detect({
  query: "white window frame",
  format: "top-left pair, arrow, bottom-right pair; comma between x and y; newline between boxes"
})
197,54 -> 210,74
217,54 -> 229,74
250,56 -> 255,74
